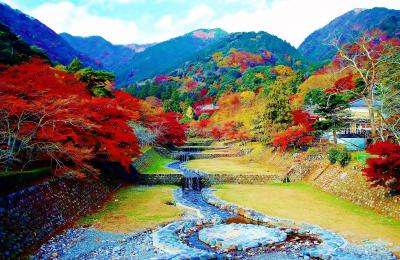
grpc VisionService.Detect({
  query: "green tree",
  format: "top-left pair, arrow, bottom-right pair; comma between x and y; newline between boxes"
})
66,57 -> 82,73
305,89 -> 351,144
77,67 -> 115,97
170,89 -> 181,112
252,80 -> 293,143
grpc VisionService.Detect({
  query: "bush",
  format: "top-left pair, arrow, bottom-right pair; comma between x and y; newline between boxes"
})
337,150 -> 351,167
328,148 -> 340,164
328,147 -> 351,167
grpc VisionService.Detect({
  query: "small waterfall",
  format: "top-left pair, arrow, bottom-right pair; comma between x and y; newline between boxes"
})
180,152 -> 189,162
184,176 -> 202,191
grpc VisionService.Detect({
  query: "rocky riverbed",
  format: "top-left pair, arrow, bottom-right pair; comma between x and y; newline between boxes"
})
33,157 -> 396,259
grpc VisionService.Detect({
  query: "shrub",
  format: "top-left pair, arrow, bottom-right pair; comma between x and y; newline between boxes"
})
328,148 -> 340,164
328,147 -> 350,167
337,150 -> 351,167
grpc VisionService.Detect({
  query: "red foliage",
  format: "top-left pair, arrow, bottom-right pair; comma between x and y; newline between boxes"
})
363,141 -> 400,192
0,59 -> 140,175
220,121 -> 249,141
291,110 -> 317,131
211,127 -> 223,140
325,73 -> 355,93
144,111 -> 187,146
273,126 -> 315,151
273,110 -> 315,151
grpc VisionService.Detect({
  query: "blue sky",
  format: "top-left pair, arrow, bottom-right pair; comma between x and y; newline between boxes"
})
3,0 -> 400,46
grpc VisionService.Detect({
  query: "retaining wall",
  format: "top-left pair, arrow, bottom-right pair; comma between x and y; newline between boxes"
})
308,164 -> 400,220
138,174 -> 183,186
202,174 -> 282,186
0,174 -> 120,258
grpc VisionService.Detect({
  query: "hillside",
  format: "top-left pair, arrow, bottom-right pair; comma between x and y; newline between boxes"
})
0,23 -> 48,66
298,7 -> 400,63
116,28 -> 228,86
124,30 -> 307,109
60,33 -> 139,74
0,3 -> 99,67
197,31 -> 305,66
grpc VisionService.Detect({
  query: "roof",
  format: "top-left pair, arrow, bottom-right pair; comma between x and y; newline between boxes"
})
349,99 -> 382,108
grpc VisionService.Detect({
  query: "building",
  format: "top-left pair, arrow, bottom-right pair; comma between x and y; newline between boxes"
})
325,99 -> 381,150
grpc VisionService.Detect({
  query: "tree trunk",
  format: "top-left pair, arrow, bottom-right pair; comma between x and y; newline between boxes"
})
332,130 -> 337,144
366,95 -> 377,141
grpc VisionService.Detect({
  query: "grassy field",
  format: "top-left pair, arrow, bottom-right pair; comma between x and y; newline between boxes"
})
214,183 -> 400,250
139,149 -> 178,174
79,185 -> 182,233
186,143 -> 292,175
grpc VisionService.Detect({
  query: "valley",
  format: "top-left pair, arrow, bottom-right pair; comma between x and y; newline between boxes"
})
0,1 -> 399,259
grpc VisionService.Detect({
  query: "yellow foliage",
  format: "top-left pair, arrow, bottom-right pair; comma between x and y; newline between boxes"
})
185,106 -> 194,119
255,72 -> 266,79
292,71 -> 349,109
239,91 -> 256,106
212,52 -> 223,63
229,48 -> 237,53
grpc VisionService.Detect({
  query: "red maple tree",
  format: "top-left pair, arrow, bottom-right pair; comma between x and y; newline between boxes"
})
0,58 -> 140,175
273,110 -> 316,151
363,141 -> 400,193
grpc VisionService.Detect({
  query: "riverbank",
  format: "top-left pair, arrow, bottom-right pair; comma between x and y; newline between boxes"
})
79,185 -> 182,233
214,183 -> 400,254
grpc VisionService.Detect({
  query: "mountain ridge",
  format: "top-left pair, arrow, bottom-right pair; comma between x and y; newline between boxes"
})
298,7 -> 400,62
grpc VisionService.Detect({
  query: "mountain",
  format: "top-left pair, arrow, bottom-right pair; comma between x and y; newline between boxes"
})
125,43 -> 155,53
0,2 -> 99,67
298,7 -> 400,63
60,33 -> 140,73
123,30 -> 307,106
195,31 -> 306,67
116,28 -> 228,86
0,22 -> 48,66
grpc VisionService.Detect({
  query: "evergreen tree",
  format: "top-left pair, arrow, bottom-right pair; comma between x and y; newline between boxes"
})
66,57 -> 82,73
252,79 -> 293,143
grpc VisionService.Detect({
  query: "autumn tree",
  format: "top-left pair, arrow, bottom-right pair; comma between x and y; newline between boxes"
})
273,110 -> 316,151
0,59 -> 140,175
252,79 -> 293,143
333,30 -> 400,140
363,141 -> 400,195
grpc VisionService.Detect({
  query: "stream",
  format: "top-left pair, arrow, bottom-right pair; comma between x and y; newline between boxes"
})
34,151 -> 396,259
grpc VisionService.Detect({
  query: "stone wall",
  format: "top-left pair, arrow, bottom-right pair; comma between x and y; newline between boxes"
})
202,174 -> 282,186
0,174 -> 120,258
307,163 -> 400,220
138,174 -> 183,186
190,149 -> 253,160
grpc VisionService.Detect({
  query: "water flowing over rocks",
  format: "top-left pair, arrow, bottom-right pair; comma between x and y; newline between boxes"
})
30,149 -> 396,259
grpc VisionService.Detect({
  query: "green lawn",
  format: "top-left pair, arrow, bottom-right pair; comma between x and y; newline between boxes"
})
351,150 -> 373,164
214,183 -> 400,251
140,149 -> 178,174
80,185 -> 182,233
186,144 -> 290,175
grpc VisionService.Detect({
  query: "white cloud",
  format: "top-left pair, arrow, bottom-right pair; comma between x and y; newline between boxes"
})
155,15 -> 173,31
211,0 -> 400,47
27,1 -> 140,44
15,0 -> 400,46
184,4 -> 215,25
